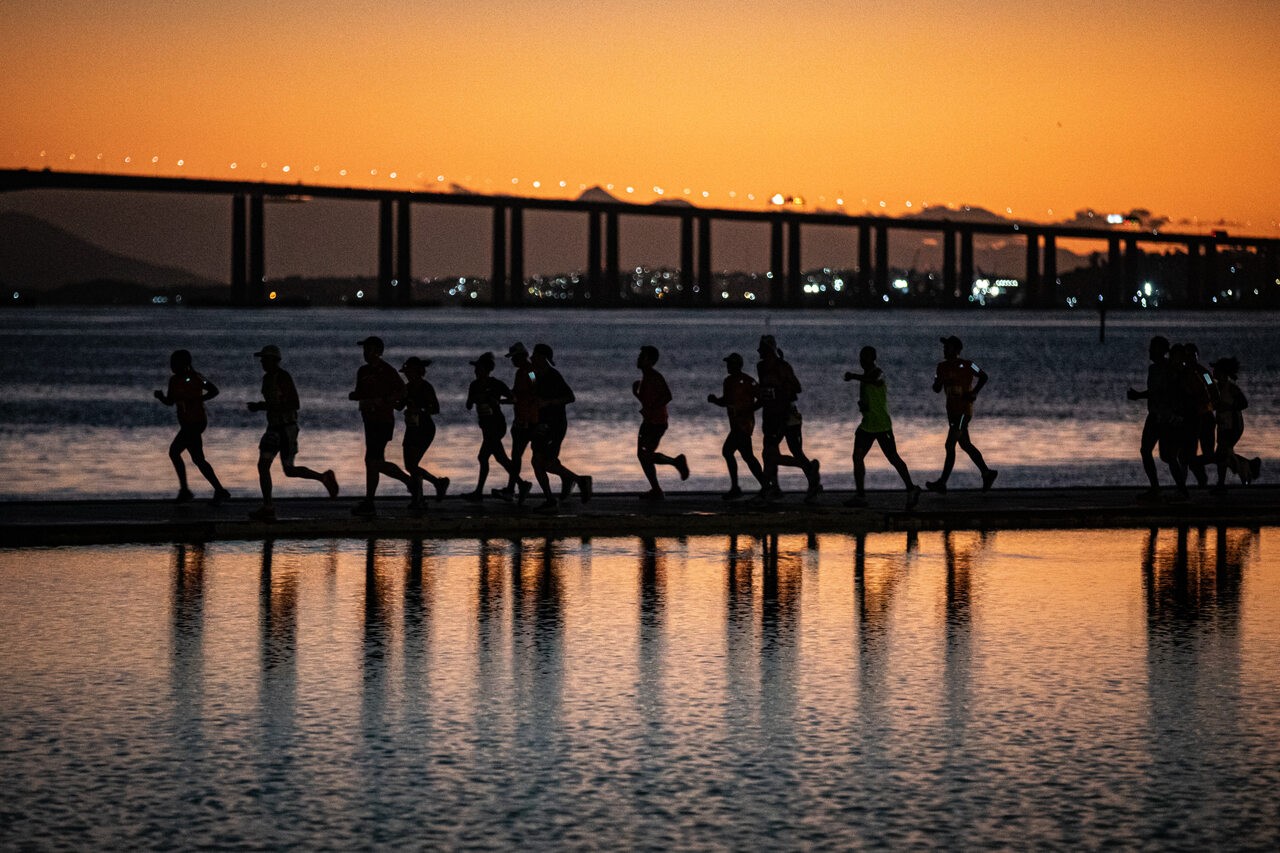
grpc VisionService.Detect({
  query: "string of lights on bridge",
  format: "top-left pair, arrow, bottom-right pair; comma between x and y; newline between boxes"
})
12,146 -> 1279,235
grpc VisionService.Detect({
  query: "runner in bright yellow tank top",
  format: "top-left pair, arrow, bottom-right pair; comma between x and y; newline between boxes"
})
843,345 -> 921,510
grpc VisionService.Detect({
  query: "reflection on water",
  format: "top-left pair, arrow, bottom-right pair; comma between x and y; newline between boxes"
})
2,529 -> 1279,848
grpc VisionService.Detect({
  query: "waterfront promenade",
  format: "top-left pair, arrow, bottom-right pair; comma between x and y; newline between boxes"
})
2,486 -> 1276,547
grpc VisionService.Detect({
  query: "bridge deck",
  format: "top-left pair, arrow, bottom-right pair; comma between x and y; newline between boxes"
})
2,486 -> 1276,547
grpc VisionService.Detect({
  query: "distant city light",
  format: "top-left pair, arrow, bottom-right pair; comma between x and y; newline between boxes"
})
1107,214 -> 1124,224
282,165 -> 290,173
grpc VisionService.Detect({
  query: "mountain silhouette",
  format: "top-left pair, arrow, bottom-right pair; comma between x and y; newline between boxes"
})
0,212 -> 220,293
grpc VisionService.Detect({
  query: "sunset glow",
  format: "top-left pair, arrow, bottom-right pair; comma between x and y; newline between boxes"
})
3,1 -> 1278,229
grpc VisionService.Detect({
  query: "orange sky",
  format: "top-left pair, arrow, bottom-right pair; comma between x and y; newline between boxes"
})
3,0 -> 1278,230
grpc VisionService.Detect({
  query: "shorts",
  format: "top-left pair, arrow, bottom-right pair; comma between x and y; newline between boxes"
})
478,415 -> 507,445
363,420 -> 391,450
511,421 -> 535,446
638,421 -> 668,451
403,420 -> 437,452
259,423 -> 300,466
534,419 -> 568,459
761,411 -> 788,445
173,423 -> 207,453
946,411 -> 973,431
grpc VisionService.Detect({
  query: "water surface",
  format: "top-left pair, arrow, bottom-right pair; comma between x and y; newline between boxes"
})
2,307 -> 1277,498
2,528 -> 1277,848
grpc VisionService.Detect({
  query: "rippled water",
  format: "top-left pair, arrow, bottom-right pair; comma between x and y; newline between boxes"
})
2,529 -> 1278,848
1,307 -> 1278,498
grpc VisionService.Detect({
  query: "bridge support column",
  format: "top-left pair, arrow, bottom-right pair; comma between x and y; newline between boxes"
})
396,199 -> 411,306
857,223 -> 871,301
697,216 -> 713,305
959,228 -> 974,301
1025,231 -> 1041,307
1204,241 -> 1218,303
248,195 -> 265,305
587,211 -> 602,303
491,206 -> 507,307
1186,241 -> 1202,306
1123,237 -> 1140,303
769,220 -> 784,307
378,199 -> 394,307
605,211 -> 620,306
1043,233 -> 1057,307
1107,236 -> 1123,305
510,206 -> 524,306
942,227 -> 957,300
679,215 -> 695,307
787,219 -> 802,308
873,223 -> 889,297
231,195 -> 247,306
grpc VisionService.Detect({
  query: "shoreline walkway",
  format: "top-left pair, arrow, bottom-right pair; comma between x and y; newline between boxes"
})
2,486 -> 1277,547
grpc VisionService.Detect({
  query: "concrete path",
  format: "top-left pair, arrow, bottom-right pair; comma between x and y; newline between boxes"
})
2,485 -> 1277,546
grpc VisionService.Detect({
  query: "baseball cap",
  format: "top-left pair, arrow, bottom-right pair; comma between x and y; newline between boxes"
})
505,342 -> 529,359
470,351 -> 496,369
532,343 -> 555,365
254,344 -> 281,360
940,335 -> 963,351
399,356 -> 431,373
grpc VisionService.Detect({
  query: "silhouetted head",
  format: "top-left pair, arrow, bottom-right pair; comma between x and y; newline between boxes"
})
638,345 -> 659,369
940,335 -> 963,358
1148,335 -> 1170,361
757,335 -> 778,360
724,352 -> 744,373
399,356 -> 430,378
860,345 -> 878,370
358,335 -> 384,364
1184,342 -> 1202,363
1211,356 -> 1240,380
471,351 -> 496,376
254,344 -> 281,371
532,343 -> 555,367
505,341 -> 530,367
1169,343 -> 1188,367
169,349 -> 192,373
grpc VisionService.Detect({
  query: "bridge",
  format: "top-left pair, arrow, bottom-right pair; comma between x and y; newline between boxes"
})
3,168 -> 1278,308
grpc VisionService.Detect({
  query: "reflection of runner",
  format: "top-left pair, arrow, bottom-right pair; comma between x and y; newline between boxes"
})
925,335 -> 997,494
400,356 -> 448,513
463,352 -> 516,501
153,349 -> 230,505
756,335 -> 821,502
1184,342 -> 1217,488
843,346 -> 921,510
348,335 -> 413,517
247,344 -> 338,522
531,343 -> 590,512
708,352 -> 765,500
495,342 -> 536,504
634,345 -> 688,501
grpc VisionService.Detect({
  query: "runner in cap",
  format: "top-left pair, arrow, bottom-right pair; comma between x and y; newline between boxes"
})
708,352 -> 765,499
494,342 -> 536,504
246,344 -> 338,522
530,342 -> 591,512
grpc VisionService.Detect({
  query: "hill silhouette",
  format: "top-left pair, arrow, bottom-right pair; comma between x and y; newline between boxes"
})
0,212 -> 220,295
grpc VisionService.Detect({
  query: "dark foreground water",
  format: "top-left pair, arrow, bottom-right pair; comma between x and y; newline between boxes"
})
2,529 -> 1278,849
1,307 -> 1277,498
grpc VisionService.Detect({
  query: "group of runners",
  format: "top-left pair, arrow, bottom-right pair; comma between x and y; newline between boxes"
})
155,331 -> 1260,518
1128,335 -> 1262,501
